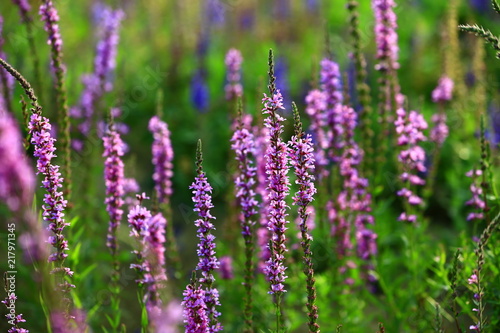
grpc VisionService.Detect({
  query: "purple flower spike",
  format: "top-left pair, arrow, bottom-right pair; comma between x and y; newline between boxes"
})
225,48 -> 243,100
12,0 -> 31,15
149,116 -> 174,205
395,107 -> 428,222
372,0 -> 399,72
0,111 -> 35,212
262,88 -> 290,295
190,140 -> 222,332
103,127 -> 125,253
465,169 -> 485,222
2,293 -> 29,333
70,4 -> 124,142
28,113 -> 70,263
39,1 -> 63,66
182,279 -> 209,333
305,89 -> 328,174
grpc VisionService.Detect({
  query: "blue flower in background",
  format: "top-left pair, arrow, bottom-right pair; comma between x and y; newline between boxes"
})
469,0 -> 490,13
191,69 -> 210,112
305,0 -> 319,12
206,0 -> 225,27
275,57 -> 290,109
274,0 -> 290,19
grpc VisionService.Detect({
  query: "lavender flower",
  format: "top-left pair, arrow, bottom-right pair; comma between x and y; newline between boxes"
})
430,76 -> 453,145
305,89 -> 328,174
0,111 -> 35,212
149,116 -> 174,205
255,126 -> 272,272
289,103 -> 320,332
262,88 -> 290,295
372,0 -> 400,72
39,1 -> 63,67
320,59 -> 344,163
465,169 -> 485,221
190,140 -> 222,332
432,76 -> 454,103
430,113 -> 449,146
182,278 -> 209,332
230,105 -> 258,328
218,256 -> 234,280
225,49 -> 243,100
128,195 -> 168,328
12,0 -> 31,15
191,69 -> 210,112
2,294 -> 28,333
70,5 -> 123,142
103,126 -> 125,253
0,17 -> 14,112
394,107 -> 428,222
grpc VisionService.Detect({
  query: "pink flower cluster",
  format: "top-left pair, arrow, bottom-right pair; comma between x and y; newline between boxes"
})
149,116 -> 174,205
372,0 -> 399,72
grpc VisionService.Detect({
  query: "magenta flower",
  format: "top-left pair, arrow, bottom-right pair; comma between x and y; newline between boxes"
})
432,76 -> 454,103
430,113 -> 449,146
103,127 -> 125,253
190,141 -> 222,332
225,48 -> 243,100
2,293 -> 28,333
0,111 -> 35,212
149,116 -> 174,205
262,89 -> 290,295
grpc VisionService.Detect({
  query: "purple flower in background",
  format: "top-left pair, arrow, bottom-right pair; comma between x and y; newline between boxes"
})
431,76 -> 454,103
304,0 -> 319,12
0,17 -> 14,112
128,196 -> 168,316
93,5 -> 124,92
70,4 -> 124,142
262,90 -> 290,294
103,127 -> 125,253
465,169 -> 485,221
39,1 -> 63,70
372,0 -> 400,72
182,281 -> 209,332
275,58 -> 290,107
190,141 -> 222,332
395,107 -> 428,222
218,256 -> 234,280
320,58 -> 343,107
12,0 -> 31,15
191,69 -> 210,112
305,89 -> 328,173
205,0 -> 225,27
0,111 -> 35,212
430,113 -> 448,146
149,116 -> 174,205
274,0 -> 291,19
320,59 -> 345,163
225,49 -> 243,100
